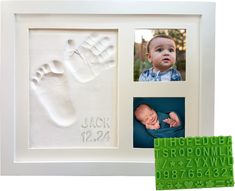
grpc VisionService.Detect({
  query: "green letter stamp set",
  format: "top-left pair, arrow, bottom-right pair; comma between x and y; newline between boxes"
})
154,136 -> 234,190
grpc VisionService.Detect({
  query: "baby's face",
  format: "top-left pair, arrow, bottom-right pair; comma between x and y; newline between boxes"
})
147,37 -> 176,72
138,106 -> 158,127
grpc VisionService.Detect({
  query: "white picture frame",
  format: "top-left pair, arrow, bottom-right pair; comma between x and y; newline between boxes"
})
1,1 -> 215,175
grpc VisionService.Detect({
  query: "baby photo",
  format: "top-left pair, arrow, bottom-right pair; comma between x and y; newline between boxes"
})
133,97 -> 185,148
134,29 -> 186,82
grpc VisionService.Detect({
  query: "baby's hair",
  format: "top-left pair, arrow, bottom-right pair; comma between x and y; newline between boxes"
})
146,34 -> 175,53
134,104 -> 152,121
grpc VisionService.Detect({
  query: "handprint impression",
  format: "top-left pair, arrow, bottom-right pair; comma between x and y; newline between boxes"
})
64,34 -> 115,83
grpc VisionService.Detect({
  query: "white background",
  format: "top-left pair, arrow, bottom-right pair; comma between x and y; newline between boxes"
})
1,0 -> 235,190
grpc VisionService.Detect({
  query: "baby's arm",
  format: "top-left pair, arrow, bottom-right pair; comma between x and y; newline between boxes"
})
163,112 -> 181,127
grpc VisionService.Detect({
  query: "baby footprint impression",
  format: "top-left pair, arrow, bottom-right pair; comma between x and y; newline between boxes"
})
64,34 -> 115,83
31,60 -> 76,127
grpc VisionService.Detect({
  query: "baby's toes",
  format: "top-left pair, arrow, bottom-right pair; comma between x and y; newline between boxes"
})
31,77 -> 39,89
49,60 -> 64,74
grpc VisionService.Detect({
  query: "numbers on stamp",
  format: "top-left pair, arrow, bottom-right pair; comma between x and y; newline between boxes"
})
180,170 -> 186,178
157,168 -> 232,180
213,168 -> 219,177
196,169 -> 203,178
172,170 -> 177,179
156,171 -> 161,179
204,169 -> 210,177
163,171 -> 170,179
221,168 -> 227,177
188,169 -> 195,178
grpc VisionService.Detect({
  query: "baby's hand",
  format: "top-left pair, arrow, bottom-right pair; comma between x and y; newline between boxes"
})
163,112 -> 181,127
146,121 -> 160,130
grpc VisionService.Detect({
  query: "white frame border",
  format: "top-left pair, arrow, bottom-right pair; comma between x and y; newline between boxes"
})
1,1 -> 215,175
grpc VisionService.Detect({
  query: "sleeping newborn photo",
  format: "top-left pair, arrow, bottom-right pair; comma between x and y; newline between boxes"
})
133,97 -> 185,148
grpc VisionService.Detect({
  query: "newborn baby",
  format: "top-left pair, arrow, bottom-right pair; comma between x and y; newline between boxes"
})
134,104 -> 181,130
